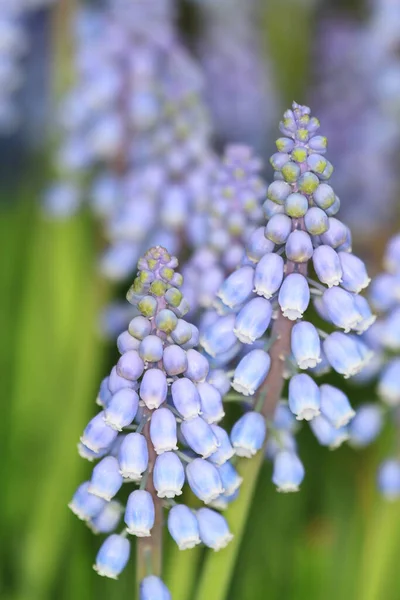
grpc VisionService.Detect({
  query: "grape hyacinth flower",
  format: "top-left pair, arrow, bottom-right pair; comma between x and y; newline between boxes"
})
182,144 -> 267,314
201,103 -> 374,492
70,247 -> 234,593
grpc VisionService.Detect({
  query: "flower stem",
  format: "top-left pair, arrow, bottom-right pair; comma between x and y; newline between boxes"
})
194,309 -> 294,600
136,415 -> 163,582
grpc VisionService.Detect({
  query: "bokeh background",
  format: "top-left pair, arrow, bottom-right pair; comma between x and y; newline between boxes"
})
1,0 -> 400,599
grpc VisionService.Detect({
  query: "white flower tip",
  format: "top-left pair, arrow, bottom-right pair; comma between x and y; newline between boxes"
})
178,537 -> 201,550
68,502 -> 89,521
87,486 -> 113,501
119,470 -> 142,481
296,408 -> 320,421
157,489 -> 183,498
277,484 -> 300,493
93,565 -> 119,579
231,380 -> 254,396
102,416 -> 122,431
282,309 -> 303,321
126,527 -> 151,537
80,436 -> 101,453
155,444 -> 179,455
298,357 -> 322,369
334,410 -> 356,429
212,533 -> 234,551
234,445 -> 257,458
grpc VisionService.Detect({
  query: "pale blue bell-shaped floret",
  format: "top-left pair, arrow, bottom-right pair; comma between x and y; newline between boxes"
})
312,245 -> 342,287
150,407 -> 178,454
69,481 -> 107,521
234,297 -> 272,344
168,504 -> 201,550
377,460 -> 400,500
320,218 -> 348,249
273,402 -> 297,431
88,456 -> 123,501
129,316 -> 152,340
272,450 -> 305,492
369,273 -> 398,313
117,330 -> 140,354
265,214 -> 292,244
267,180 -> 291,204
171,319 -> 193,345
323,332 -> 368,378
139,369 -> 168,410
304,207 -> 329,235
230,411 -> 266,457
208,425 -> 235,465
153,452 -> 185,498
353,295 -> 376,334
313,183 -> 335,209
284,193 -> 308,218
78,442 -> 108,462
97,377 -> 112,408
217,461 -> 243,495
162,344 -> 188,376
378,359 -> 400,406
186,458 -> 224,503
139,335 -> 164,363
278,273 -> 310,320
200,314 -> 237,358
325,195 -> 340,217
108,366 -> 138,394
309,414 -> 349,449
81,411 -> 118,453
232,349 -> 271,396
104,388 -> 139,431
181,416 -> 219,458
384,234 -> 400,274
94,534 -> 130,579
116,350 -> 145,381
246,227 -> 275,263
184,349 -> 210,382
90,500 -> 123,534
196,508 -> 234,551
155,309 -> 178,334
197,382 -> 224,423
291,321 -> 321,369
254,253 -> 284,299
124,489 -> 155,537
348,404 -> 383,447
182,324 -> 200,350
322,287 -> 362,332
288,373 -> 320,421
207,369 -> 231,396
171,377 -> 201,420
118,433 -> 149,480
381,307 -> 400,350
285,230 -> 313,263
320,384 -> 355,428
338,252 -> 371,294
217,266 -> 254,309
140,575 -> 171,600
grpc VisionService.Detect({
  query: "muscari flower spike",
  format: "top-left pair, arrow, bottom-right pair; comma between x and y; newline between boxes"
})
70,247 -> 235,592
356,233 -> 400,499
201,102 -> 375,493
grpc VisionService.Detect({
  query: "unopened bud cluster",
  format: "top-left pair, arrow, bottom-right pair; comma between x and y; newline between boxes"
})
70,247 -> 237,591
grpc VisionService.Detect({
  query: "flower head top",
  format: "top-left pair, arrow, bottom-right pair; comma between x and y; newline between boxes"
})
182,144 -> 267,312
200,102 -> 375,492
70,247 -> 235,586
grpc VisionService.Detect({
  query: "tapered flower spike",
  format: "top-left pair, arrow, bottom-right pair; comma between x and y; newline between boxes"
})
70,247 -> 234,593
201,102 -> 374,493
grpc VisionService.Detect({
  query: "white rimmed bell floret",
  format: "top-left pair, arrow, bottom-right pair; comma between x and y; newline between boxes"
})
291,321 -> 321,369
196,507 -> 234,551
319,384 -> 355,428
118,433 -> 149,480
217,265 -> 254,309
272,450 -> 305,492
81,411 -> 118,453
312,245 -> 342,287
167,504 -> 201,550
278,273 -> 310,320
89,500 -> 123,535
124,489 -> 155,537
253,253 -> 284,299
139,369 -> 168,410
181,417 -> 219,458
93,534 -> 130,580
288,374 -> 320,421
338,252 -> 371,294
323,332 -> 371,378
217,461 -> 243,495
200,314 -> 237,358
69,481 -> 107,522
233,297 -> 272,344
104,388 -> 139,431
88,456 -> 124,501
171,377 -> 201,420
208,425 -> 235,465
309,415 -> 349,449
149,407 -> 178,454
231,349 -> 271,396
197,382 -> 225,423
153,452 -> 185,498
322,287 -> 363,332
230,411 -> 266,457
186,458 -> 224,504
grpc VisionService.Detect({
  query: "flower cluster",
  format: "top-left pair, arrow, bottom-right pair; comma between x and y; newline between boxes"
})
195,0 -> 277,155
69,247 -> 236,592
311,4 -> 400,236
201,102 -> 375,491
359,234 -> 400,499
182,144 -> 266,314
44,0 -> 213,284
